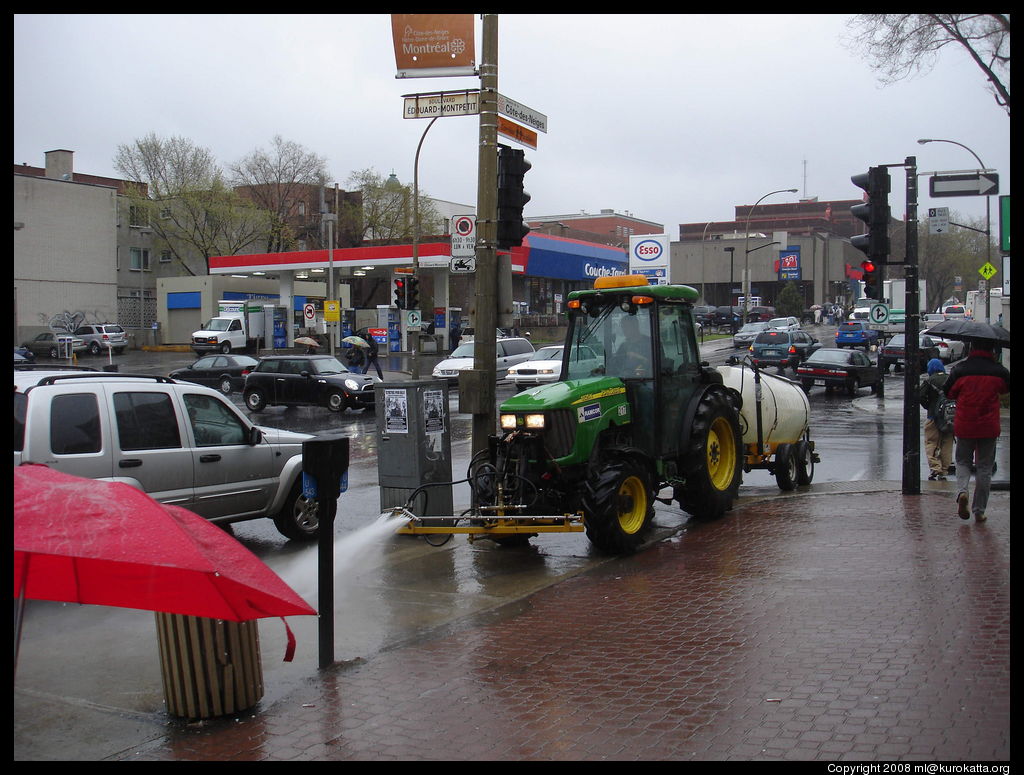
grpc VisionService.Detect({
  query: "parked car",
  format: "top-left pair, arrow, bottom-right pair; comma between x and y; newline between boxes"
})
20,332 -> 87,359
921,328 -> 967,363
243,354 -> 380,412
431,337 -> 536,384
733,321 -> 771,349
74,323 -> 128,355
13,370 -> 320,541
746,306 -> 776,323
14,346 -> 35,364
506,344 -> 602,388
835,321 -> 880,350
712,305 -> 743,330
749,329 -> 820,372
766,316 -> 800,332
692,305 -> 716,327
169,354 -> 260,395
878,334 -> 942,373
796,347 -> 880,396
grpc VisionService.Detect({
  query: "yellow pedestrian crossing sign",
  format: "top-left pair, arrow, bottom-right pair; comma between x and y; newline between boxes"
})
979,262 -> 998,280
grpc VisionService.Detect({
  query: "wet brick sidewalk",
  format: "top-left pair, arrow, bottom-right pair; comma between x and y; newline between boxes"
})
124,489 -> 1009,761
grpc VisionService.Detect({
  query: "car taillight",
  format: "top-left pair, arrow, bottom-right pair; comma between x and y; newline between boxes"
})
789,345 -> 796,353
242,368 -> 251,375
102,334 -> 109,340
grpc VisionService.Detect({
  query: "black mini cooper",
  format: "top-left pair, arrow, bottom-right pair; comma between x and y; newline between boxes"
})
242,354 -> 380,412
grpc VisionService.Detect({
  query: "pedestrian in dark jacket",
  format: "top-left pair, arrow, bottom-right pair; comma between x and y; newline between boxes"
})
943,343 -> 1010,522
919,358 -> 953,480
363,336 -> 383,379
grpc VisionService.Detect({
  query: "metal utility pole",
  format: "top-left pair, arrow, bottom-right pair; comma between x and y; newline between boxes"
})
902,156 -> 920,496
411,116 -> 440,379
469,13 -> 499,457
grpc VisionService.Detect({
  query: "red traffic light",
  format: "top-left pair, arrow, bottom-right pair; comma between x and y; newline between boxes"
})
861,259 -> 876,274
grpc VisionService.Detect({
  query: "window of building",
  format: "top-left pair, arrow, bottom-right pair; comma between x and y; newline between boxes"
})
130,247 -> 150,272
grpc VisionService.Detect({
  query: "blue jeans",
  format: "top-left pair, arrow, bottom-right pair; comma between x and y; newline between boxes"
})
954,436 -> 997,517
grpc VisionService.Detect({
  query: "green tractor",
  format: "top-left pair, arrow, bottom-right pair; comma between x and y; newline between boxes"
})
397,275 -> 744,554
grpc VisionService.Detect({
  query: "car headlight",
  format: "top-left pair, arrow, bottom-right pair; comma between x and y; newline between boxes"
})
344,379 -> 361,391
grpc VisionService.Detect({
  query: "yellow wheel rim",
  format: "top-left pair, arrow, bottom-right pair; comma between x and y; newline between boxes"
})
617,475 -> 648,535
706,416 -> 737,491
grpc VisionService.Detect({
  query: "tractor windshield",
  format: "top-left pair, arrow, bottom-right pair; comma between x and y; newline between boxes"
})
567,301 -> 655,379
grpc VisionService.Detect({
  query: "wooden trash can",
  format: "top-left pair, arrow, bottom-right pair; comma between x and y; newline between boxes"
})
155,613 -> 264,719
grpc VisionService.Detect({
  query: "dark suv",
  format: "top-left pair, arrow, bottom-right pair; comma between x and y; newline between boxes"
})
749,329 -> 820,371
243,354 -> 380,413
712,306 -> 743,331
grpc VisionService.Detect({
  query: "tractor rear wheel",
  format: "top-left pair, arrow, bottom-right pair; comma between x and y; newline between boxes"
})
676,389 -> 742,520
583,456 -> 654,555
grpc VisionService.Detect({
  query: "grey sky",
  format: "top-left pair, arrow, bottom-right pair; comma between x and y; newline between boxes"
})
14,14 -> 1009,237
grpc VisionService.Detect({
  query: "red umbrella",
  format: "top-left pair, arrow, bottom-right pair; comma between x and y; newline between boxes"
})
14,464 -> 316,659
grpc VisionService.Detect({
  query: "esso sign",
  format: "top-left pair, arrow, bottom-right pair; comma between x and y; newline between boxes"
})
632,239 -> 663,261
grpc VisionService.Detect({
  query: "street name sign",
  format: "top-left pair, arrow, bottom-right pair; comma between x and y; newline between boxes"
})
929,173 -> 999,198
496,93 -> 548,134
403,90 -> 480,119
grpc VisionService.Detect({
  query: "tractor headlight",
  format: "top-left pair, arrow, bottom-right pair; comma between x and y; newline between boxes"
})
524,413 -> 545,429
499,413 -> 546,430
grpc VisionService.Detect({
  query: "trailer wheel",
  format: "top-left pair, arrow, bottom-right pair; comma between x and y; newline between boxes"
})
794,439 -> 814,486
677,390 -> 742,520
774,443 -> 798,491
583,456 -> 654,555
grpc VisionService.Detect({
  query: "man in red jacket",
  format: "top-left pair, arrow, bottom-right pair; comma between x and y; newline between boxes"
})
943,343 -> 1010,522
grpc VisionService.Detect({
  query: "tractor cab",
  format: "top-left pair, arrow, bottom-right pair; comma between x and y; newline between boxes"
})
565,275 -> 705,461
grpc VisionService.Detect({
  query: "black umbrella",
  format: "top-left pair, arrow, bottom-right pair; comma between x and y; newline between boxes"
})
925,318 -> 1011,347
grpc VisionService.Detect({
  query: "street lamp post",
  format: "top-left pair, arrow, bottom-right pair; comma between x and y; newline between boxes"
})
917,138 -> 993,321
742,188 -> 798,321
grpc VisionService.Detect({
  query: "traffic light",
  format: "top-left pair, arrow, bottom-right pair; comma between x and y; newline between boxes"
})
405,276 -> 420,310
393,278 -> 406,309
850,166 -> 891,261
861,258 -> 879,300
496,145 -> 532,250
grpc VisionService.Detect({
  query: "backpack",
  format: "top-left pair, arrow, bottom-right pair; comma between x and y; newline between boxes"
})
934,395 -> 956,434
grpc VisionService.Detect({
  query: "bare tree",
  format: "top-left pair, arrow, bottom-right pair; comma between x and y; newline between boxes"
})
114,133 -> 269,274
918,213 -> 993,309
229,135 -> 329,253
844,14 -> 1010,115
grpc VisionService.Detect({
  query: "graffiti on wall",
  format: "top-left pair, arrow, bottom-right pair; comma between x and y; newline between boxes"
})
39,309 -> 107,333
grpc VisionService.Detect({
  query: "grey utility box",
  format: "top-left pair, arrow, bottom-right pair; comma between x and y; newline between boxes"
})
374,380 -> 453,517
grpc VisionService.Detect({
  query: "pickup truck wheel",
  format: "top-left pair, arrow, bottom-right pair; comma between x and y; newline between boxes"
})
583,455 -> 654,555
274,481 -> 319,541
244,388 -> 267,412
676,390 -> 742,521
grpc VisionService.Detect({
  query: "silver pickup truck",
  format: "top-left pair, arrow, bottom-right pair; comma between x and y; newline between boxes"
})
13,368 -> 320,541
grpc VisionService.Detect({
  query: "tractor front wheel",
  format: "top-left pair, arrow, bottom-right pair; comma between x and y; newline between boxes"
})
583,456 -> 654,555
